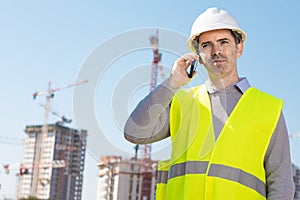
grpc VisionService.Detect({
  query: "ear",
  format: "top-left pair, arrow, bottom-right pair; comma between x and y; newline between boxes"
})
236,42 -> 244,58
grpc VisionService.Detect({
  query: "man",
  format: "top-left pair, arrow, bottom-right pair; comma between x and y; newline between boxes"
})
124,7 -> 295,199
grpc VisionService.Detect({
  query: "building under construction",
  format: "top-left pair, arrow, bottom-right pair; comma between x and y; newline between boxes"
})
16,124 -> 87,200
97,155 -> 158,200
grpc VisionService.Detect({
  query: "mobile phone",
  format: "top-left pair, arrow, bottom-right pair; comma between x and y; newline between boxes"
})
188,60 -> 197,78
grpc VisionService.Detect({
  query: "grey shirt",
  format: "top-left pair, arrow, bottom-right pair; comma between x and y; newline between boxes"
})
124,78 -> 295,199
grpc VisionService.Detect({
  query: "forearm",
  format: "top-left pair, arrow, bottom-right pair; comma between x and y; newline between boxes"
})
124,79 -> 178,144
265,113 -> 295,200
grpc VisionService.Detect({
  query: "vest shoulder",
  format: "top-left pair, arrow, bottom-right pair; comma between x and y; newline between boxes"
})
175,85 -> 202,97
245,87 -> 284,110
246,87 -> 283,102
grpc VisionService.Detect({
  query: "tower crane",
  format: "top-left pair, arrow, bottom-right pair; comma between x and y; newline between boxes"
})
37,103 -> 72,125
32,80 -> 88,99
31,79 -> 88,195
32,79 -> 87,128
137,30 -> 164,161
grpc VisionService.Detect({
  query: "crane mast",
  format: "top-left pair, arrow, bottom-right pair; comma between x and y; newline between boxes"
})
138,30 -> 162,161
136,30 -> 163,200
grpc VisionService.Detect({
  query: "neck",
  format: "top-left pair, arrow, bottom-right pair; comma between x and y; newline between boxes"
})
209,74 -> 239,90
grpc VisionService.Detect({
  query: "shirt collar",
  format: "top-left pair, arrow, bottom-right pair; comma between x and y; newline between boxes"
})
205,77 -> 251,94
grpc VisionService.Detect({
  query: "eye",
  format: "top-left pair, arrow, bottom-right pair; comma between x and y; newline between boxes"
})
201,43 -> 209,48
220,39 -> 230,45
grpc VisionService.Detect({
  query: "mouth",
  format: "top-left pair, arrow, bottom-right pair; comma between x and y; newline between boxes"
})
212,59 -> 225,65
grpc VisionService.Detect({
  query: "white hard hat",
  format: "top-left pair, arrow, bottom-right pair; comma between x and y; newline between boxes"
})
187,7 -> 247,53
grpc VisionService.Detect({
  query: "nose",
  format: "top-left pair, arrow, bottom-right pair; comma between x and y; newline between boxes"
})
211,44 -> 222,56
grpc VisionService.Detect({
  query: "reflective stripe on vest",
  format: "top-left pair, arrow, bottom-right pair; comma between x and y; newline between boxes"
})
167,161 -> 266,197
168,161 -> 208,179
157,170 -> 169,184
208,163 -> 266,197
156,160 -> 172,200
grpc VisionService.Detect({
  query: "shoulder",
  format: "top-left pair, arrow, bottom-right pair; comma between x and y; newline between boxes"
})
245,87 -> 283,103
172,85 -> 204,102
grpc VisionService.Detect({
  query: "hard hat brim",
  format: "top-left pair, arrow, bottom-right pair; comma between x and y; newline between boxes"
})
187,26 -> 247,53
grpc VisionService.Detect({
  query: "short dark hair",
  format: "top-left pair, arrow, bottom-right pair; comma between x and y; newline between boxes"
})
230,30 -> 242,44
192,35 -> 200,53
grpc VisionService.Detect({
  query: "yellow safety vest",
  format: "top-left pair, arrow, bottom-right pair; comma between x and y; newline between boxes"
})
156,85 -> 283,200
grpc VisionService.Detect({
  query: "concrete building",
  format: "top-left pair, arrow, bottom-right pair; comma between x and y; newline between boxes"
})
17,124 -> 87,200
97,155 -> 158,200
293,164 -> 300,200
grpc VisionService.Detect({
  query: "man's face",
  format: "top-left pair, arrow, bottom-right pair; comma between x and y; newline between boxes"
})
197,29 -> 243,80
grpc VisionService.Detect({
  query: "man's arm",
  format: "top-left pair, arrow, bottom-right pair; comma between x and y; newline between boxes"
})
124,79 -> 178,144
264,113 -> 295,200
124,53 -> 198,144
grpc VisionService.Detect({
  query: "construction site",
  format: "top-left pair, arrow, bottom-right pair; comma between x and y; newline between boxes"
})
1,30 -> 300,200
0,31 -> 164,200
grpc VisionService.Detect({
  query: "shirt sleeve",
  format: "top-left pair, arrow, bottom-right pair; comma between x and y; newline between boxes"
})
264,112 -> 295,200
124,79 -> 178,144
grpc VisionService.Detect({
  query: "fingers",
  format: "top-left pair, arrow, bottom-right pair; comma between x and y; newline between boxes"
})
176,53 -> 199,70
169,53 -> 199,88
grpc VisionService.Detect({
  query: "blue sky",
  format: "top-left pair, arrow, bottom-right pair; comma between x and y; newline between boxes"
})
1,1 -> 300,199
